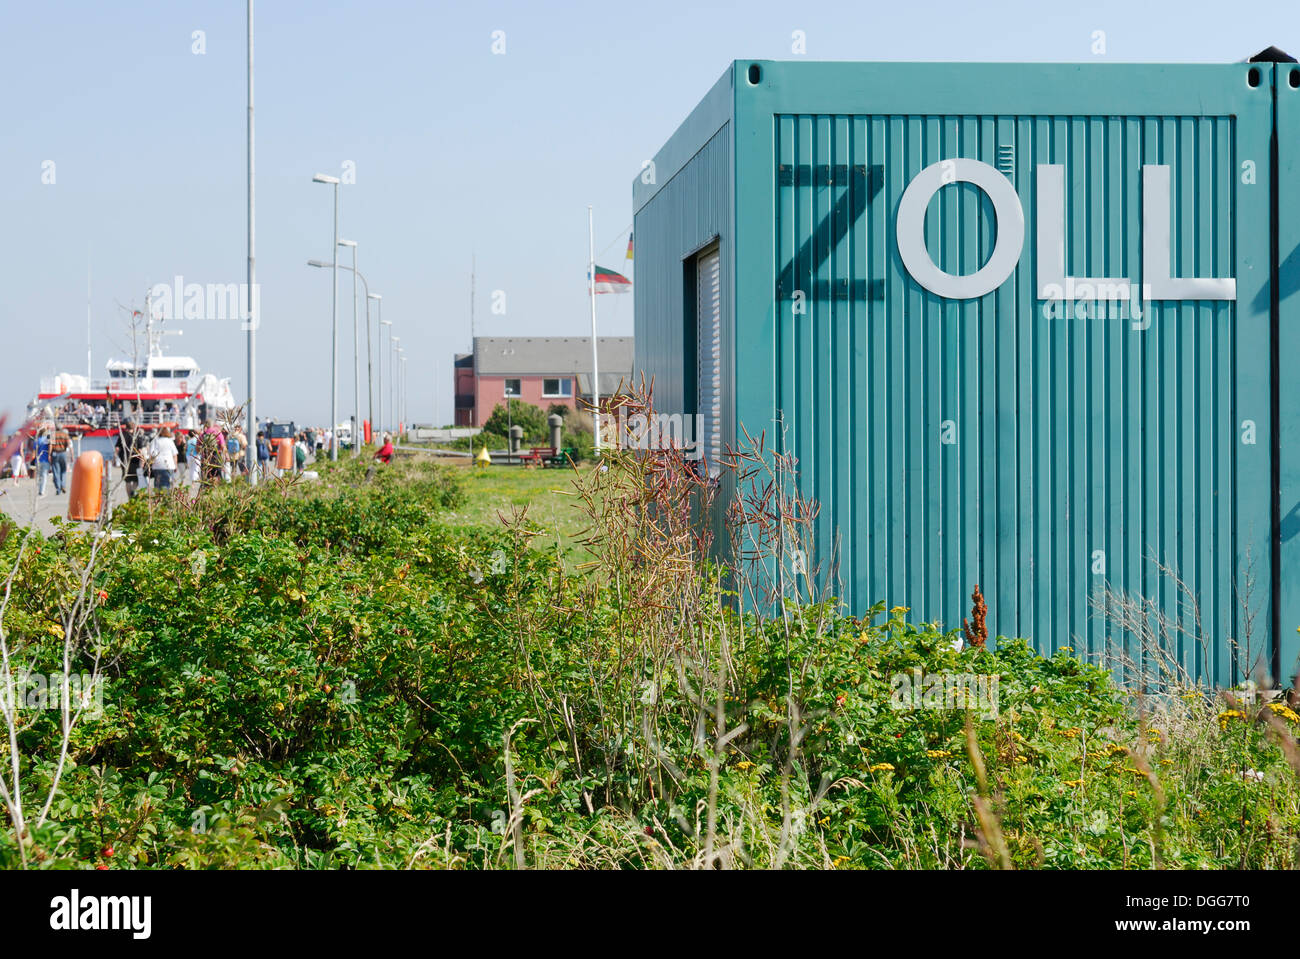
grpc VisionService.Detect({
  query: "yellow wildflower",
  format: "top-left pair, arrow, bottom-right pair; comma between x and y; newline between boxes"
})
1267,702 -> 1300,723
1218,709 -> 1247,731
868,762 -> 895,773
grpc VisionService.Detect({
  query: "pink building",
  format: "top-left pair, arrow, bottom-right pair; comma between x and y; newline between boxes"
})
454,336 -> 633,427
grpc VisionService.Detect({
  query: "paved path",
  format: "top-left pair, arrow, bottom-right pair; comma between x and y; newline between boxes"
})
0,473 -> 131,536
0,453 -> 330,536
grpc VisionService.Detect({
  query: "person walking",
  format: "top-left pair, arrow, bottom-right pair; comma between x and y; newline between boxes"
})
235,429 -> 250,477
50,424 -> 71,494
221,430 -> 237,482
115,424 -> 145,498
198,419 -> 226,489
34,429 -> 52,496
255,431 -> 272,480
9,434 -> 28,485
148,427 -> 179,490
294,432 -> 309,474
185,431 -> 200,485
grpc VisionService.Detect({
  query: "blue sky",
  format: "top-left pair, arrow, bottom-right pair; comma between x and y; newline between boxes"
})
0,0 -> 1293,426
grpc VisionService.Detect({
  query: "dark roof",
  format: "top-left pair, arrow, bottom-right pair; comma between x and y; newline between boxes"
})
1249,46 -> 1296,62
473,336 -> 633,376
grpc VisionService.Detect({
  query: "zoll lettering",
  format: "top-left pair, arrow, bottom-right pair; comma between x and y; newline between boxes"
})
895,159 -> 1236,302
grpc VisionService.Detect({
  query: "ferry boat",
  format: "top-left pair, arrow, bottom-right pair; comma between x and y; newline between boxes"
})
26,310 -> 235,461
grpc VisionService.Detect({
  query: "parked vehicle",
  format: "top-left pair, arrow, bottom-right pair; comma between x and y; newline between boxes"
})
264,420 -> 296,441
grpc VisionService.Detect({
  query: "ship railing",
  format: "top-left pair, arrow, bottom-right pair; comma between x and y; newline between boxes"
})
107,411 -> 179,427
38,409 -> 192,431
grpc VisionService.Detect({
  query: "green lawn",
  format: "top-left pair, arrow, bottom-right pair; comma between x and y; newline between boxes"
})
442,462 -> 596,561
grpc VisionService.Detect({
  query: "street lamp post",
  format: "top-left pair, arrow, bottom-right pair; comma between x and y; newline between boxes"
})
307,258 -> 378,450
379,319 -> 392,434
400,354 -> 408,434
246,0 -> 257,484
390,337 -> 400,434
338,239 -> 360,456
366,293 -> 380,444
311,173 -> 341,460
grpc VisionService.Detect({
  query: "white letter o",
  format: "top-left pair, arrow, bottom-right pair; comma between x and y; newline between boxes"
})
896,158 -> 1024,299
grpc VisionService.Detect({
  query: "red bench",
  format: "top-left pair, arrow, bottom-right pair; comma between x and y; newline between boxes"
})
523,446 -> 556,466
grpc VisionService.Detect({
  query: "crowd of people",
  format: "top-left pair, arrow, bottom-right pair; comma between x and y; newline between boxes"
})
54,400 -> 108,427
5,419 -> 397,500
115,423 -> 324,496
5,425 -> 74,495
45,399 -> 194,430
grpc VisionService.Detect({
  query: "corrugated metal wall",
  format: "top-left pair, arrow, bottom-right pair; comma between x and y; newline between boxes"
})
1277,63 -> 1300,681
634,62 -> 1285,688
770,112 -> 1267,683
633,123 -> 733,461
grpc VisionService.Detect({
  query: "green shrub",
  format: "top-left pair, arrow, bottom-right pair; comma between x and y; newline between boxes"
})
483,402 -> 547,444
3,445 -> 1299,870
560,427 -> 593,463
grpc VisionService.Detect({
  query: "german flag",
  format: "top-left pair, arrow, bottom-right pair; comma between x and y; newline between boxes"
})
590,265 -> 631,294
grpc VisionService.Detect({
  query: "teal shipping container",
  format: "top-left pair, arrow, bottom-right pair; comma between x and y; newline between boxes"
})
632,58 -> 1300,688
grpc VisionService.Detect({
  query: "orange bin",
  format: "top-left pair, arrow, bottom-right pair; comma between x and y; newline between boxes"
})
67,451 -> 104,521
276,437 -> 294,470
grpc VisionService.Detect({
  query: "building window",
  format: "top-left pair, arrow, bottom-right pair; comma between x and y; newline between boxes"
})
504,378 -> 521,397
542,378 -> 572,398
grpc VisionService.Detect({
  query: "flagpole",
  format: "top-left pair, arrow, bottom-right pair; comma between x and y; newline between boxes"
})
588,205 -> 601,453
246,0 -> 258,484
